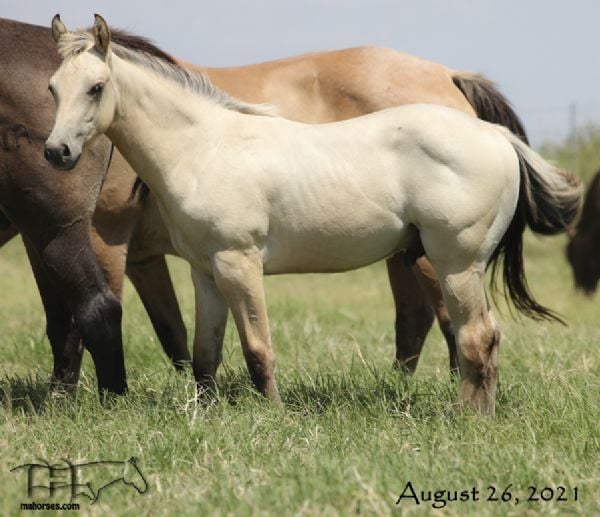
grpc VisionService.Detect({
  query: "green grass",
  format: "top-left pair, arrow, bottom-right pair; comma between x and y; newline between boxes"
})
0,229 -> 597,516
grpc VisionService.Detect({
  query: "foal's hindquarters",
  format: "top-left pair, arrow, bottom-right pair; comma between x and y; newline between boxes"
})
406,122 -> 520,415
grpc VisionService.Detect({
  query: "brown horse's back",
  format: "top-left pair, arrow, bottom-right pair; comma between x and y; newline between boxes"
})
192,46 -> 474,123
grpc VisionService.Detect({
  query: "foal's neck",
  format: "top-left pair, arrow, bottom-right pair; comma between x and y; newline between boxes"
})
106,55 -> 229,195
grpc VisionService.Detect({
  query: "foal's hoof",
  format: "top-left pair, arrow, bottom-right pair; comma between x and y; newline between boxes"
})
262,380 -> 283,408
459,387 -> 496,417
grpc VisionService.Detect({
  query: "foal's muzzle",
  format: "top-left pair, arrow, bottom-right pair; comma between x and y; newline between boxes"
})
44,142 -> 79,170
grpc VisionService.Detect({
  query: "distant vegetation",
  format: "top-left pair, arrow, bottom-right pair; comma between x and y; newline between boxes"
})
541,124 -> 600,184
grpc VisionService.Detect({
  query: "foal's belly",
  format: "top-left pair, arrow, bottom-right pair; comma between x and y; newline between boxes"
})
261,215 -> 409,274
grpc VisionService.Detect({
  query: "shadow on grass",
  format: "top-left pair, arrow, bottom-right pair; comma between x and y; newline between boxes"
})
0,364 -> 460,420
215,364 -> 459,419
0,373 -> 54,414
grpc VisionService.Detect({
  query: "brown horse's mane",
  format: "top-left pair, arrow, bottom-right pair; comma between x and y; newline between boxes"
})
110,29 -> 177,65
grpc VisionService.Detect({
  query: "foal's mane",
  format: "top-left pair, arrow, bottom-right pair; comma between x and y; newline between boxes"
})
57,29 -> 277,117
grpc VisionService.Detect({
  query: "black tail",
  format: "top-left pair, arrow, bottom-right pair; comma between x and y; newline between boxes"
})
452,72 -> 529,143
489,127 -> 582,323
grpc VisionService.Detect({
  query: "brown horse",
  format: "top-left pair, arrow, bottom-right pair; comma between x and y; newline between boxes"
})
0,17 -> 527,393
567,169 -> 600,294
0,19 -> 128,394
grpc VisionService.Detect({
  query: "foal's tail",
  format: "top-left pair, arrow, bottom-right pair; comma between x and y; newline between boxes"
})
490,127 -> 582,322
452,72 -> 529,143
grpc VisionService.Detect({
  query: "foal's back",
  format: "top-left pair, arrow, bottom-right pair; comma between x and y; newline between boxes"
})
224,103 -> 520,274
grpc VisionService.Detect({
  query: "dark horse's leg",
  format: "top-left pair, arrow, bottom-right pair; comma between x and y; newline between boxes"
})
0,137 -> 127,396
387,253 -> 459,374
90,147 -> 190,370
126,255 -> 190,368
386,252 -> 435,372
0,219 -> 18,244
40,223 -> 127,395
413,257 -> 459,373
23,236 -> 83,390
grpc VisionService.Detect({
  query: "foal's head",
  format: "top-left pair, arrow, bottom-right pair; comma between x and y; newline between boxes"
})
45,14 -> 117,170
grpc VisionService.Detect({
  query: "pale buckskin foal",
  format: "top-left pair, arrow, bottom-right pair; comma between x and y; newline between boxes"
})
45,15 -> 580,415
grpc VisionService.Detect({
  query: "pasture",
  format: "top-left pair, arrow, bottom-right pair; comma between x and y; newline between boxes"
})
0,217 -> 598,514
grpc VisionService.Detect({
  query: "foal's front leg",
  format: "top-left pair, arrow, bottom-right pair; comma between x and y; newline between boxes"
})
191,268 -> 229,395
211,249 -> 281,405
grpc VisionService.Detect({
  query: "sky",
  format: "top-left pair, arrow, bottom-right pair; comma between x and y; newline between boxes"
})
3,1 -> 599,147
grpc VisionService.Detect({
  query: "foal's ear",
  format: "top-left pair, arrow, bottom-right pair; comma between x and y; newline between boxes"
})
51,14 -> 67,43
92,13 -> 111,55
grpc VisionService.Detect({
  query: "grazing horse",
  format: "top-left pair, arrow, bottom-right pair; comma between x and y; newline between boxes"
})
1,16 -> 529,395
45,15 -> 580,415
566,169 -> 600,294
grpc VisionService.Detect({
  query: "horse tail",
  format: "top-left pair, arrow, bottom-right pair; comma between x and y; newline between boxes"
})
452,72 -> 529,143
488,126 -> 582,323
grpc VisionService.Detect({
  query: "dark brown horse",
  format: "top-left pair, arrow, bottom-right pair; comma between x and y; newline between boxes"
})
0,16 -> 528,394
567,169 -> 600,294
0,18 -> 127,394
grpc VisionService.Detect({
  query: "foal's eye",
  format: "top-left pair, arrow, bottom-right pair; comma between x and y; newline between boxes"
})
88,83 -> 104,96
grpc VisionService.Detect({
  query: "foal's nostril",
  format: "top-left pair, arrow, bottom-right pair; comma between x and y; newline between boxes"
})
61,144 -> 71,158
44,147 -> 52,161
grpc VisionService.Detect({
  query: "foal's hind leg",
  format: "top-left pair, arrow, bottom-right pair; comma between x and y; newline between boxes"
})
211,250 -> 281,404
419,225 -> 500,415
436,265 -> 499,415
386,253 -> 435,372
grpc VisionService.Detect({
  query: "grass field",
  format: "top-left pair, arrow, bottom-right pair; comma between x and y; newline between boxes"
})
0,224 -> 598,515
1,132 -> 600,515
